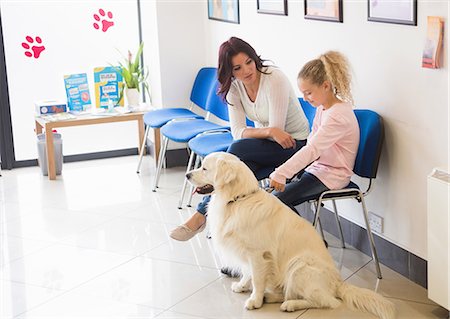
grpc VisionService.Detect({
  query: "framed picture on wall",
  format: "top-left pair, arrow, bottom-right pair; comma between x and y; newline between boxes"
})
208,0 -> 240,24
304,0 -> 343,23
368,0 -> 417,26
257,0 -> 288,16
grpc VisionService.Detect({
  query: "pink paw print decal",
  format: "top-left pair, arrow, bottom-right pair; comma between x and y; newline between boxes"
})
22,36 -> 45,59
93,9 -> 114,32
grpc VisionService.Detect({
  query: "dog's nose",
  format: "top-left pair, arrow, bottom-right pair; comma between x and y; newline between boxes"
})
186,172 -> 192,180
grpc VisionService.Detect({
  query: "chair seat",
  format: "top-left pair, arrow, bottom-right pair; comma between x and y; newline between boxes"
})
321,181 -> 360,199
161,119 -> 229,143
144,108 -> 203,128
188,132 -> 234,157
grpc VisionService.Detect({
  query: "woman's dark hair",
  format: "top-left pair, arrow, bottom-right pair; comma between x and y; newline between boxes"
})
217,37 -> 270,100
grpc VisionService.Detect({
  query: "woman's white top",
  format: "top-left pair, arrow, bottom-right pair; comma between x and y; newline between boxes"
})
226,66 -> 310,140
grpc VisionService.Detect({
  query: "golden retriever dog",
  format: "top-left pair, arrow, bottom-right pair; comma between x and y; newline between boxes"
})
186,152 -> 395,319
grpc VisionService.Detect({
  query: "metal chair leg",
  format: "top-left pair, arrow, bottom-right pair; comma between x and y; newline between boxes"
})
317,217 -> 325,241
332,200 -> 346,248
187,156 -> 202,207
136,125 -> 150,173
178,151 -> 196,209
186,184 -> 195,207
360,193 -> 382,279
258,178 -> 270,188
152,136 -> 169,192
313,200 -> 321,227
313,200 -> 330,247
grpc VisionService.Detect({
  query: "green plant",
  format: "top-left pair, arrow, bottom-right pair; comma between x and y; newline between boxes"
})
115,42 -> 151,103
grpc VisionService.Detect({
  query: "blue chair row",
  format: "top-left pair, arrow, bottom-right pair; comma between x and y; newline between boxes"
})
136,67 -> 217,173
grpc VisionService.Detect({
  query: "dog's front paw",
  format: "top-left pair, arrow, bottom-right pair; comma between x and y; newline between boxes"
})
232,282 -> 250,293
245,297 -> 263,310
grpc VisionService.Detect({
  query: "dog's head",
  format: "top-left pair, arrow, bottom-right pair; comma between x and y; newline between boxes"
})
186,152 -> 258,196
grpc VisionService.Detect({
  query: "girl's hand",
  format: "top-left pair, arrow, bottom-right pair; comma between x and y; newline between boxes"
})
270,127 -> 296,149
269,178 -> 285,192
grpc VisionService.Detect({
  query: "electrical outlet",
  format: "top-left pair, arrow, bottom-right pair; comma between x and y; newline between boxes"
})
368,212 -> 383,233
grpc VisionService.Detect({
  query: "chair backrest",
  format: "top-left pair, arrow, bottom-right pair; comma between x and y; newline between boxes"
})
353,110 -> 384,179
190,67 -> 218,110
298,98 -> 316,130
203,79 -> 254,126
204,80 -> 230,122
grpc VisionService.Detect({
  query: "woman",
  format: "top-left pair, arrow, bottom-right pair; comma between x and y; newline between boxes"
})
170,37 -> 310,241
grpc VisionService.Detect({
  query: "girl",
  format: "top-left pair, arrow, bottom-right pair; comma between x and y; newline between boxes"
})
270,51 -> 360,209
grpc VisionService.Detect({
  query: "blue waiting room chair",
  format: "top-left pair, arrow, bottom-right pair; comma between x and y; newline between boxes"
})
310,109 -> 384,279
136,67 -> 217,173
152,80 -> 230,194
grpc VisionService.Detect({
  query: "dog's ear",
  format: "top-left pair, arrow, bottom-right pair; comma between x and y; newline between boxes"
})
214,158 -> 237,187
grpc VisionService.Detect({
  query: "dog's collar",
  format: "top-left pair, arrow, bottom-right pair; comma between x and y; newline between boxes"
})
227,188 -> 259,205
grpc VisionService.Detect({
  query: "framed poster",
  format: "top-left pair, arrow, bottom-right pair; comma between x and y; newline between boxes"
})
305,0 -> 343,23
208,0 -> 240,24
368,0 -> 417,26
257,0 -> 288,16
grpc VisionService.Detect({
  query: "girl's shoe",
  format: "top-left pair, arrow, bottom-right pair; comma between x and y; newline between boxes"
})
169,222 -> 206,241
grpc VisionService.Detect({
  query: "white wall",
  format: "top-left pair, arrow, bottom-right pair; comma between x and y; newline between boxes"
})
203,0 -> 448,259
1,0 -> 141,159
141,0 -> 210,109
140,0 -> 209,148
140,0 -> 163,108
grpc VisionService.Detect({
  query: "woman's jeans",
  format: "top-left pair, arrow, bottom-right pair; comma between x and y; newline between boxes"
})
227,138 -> 306,179
196,138 -> 307,215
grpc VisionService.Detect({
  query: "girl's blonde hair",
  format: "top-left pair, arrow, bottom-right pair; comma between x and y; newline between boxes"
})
298,51 -> 353,104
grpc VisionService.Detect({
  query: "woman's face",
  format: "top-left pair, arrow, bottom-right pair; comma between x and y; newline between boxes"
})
231,52 -> 257,85
298,78 -> 329,107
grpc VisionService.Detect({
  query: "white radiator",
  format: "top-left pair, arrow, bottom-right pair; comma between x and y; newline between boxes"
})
427,168 -> 450,310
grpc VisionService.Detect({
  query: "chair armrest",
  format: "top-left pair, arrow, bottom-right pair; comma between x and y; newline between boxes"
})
166,117 -> 201,124
194,128 -> 231,138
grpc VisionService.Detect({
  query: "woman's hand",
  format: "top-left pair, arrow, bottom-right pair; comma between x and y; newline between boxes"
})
269,178 -> 285,192
270,127 -> 296,149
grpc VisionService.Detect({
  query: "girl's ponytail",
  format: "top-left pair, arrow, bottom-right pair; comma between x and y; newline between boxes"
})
319,51 -> 353,104
298,51 -> 353,104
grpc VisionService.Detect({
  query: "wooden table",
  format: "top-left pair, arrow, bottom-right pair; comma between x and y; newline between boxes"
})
35,112 -> 158,180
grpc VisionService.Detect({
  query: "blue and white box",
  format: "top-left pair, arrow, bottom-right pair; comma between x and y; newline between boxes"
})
35,100 -> 67,115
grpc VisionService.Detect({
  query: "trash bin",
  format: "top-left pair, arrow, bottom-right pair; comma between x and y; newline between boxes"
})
37,131 -> 63,176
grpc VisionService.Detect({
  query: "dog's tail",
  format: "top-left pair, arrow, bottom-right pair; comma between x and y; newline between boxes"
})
337,282 -> 395,319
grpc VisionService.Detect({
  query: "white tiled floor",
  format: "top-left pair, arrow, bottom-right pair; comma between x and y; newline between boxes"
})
0,156 -> 448,318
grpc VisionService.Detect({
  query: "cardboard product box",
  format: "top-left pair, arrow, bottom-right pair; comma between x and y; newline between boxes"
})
35,100 -> 67,115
